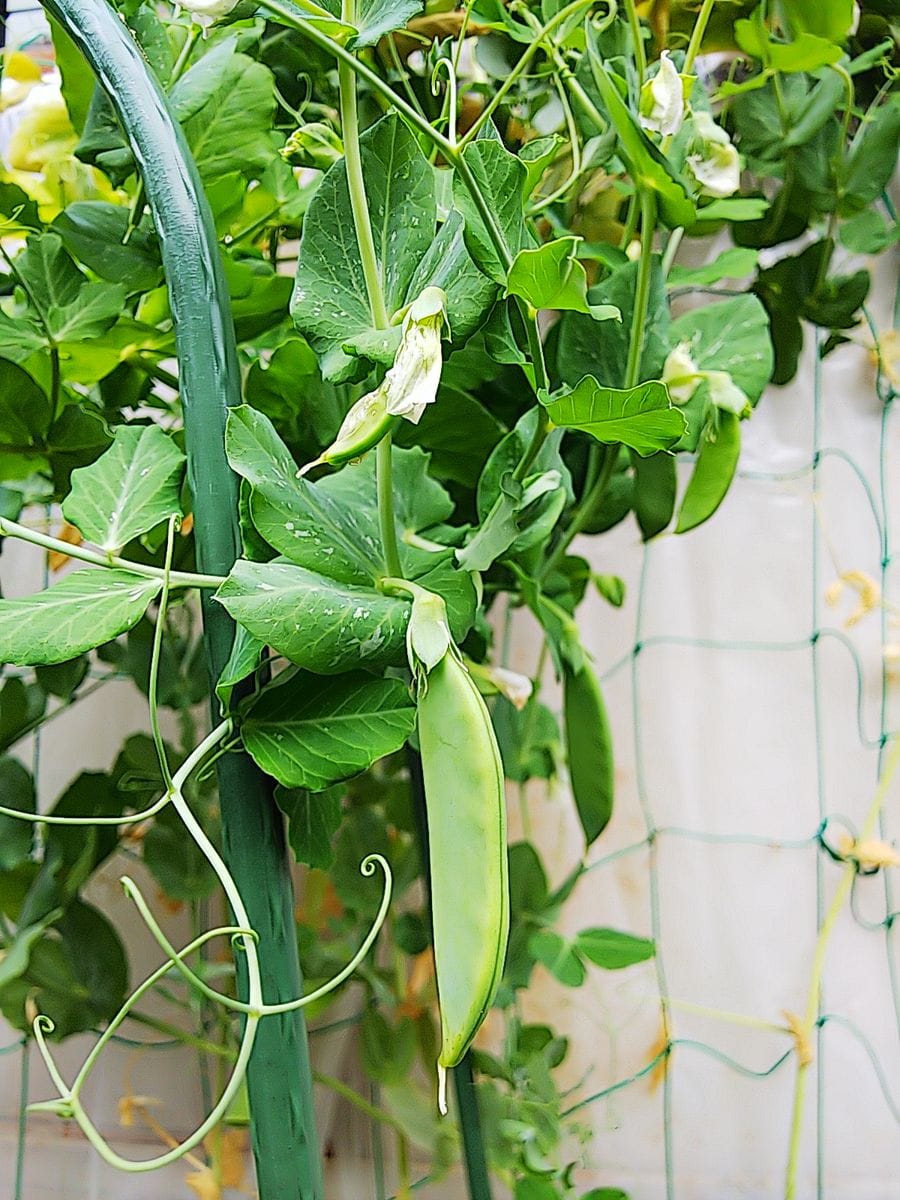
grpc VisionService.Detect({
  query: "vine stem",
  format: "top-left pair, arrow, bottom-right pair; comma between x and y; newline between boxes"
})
624,189 -> 657,390
784,734 -> 900,1198
0,516 -> 225,588
683,0 -> 717,76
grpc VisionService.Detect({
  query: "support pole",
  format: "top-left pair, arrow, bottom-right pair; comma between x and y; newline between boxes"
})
39,5 -> 322,1196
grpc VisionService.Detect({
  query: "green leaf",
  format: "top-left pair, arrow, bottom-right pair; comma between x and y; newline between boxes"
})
63,425 -> 185,553
48,17 -> 96,134
53,202 -> 163,292
292,113 -> 435,379
0,571 -> 160,666
667,247 -> 759,287
35,656 -> 89,700
675,411 -> 741,534
575,927 -> 654,969
556,258 -> 669,388
563,661 -> 614,845
453,137 -> 529,285
494,697 -> 559,783
0,679 -> 47,754
507,236 -> 620,318
669,294 -> 773,407
840,96 -> 900,215
594,574 -> 626,607
529,930 -> 586,987
393,386 -> 504,489
216,626 -> 265,707
734,17 -> 842,72
172,41 -> 277,183
519,134 -> 564,196
225,405 -> 382,584
779,0 -> 857,41
839,210 -> 900,255
0,917 -> 58,991
350,0 -> 423,47
543,378 -> 685,457
0,758 -> 36,871
216,559 -> 409,675
362,1009 -> 418,1082
274,785 -> 343,869
241,671 -> 416,791
405,209 -> 498,344
48,282 -> 128,344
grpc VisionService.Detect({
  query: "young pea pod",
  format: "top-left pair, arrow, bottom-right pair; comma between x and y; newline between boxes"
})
401,584 -> 509,1097
417,649 -> 510,1078
562,659 -> 614,847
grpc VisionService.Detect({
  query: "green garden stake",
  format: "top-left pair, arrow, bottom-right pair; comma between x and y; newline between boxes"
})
38,3 -> 323,1196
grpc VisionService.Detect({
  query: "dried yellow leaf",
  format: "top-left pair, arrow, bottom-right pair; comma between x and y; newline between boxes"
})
826,570 -> 880,628
185,1167 -> 221,1200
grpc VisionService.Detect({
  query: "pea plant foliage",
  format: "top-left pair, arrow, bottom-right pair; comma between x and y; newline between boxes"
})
0,0 -> 895,1195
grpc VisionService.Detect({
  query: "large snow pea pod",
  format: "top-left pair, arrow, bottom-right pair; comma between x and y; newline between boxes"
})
417,650 -> 510,1088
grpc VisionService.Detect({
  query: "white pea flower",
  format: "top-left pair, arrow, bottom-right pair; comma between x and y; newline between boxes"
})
705,370 -> 751,417
686,111 -> 741,198
639,51 -> 685,137
176,0 -> 239,31
662,341 -> 702,405
381,286 -> 448,425
485,666 -> 533,711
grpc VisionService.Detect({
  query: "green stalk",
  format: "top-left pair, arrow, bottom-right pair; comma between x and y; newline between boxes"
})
625,189 -> 657,389
40,4 -> 323,1196
683,0 -> 717,75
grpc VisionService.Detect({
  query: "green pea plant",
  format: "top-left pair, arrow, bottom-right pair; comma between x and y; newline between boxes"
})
0,0 -> 896,1196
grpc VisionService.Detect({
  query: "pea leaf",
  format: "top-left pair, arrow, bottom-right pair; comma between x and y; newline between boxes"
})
675,411 -> 741,534
241,671 -> 416,791
839,95 -> 900,215
292,113 -> 435,380
171,40 -> 277,183
669,294 -> 773,407
575,927 -> 654,969
0,758 -> 36,871
225,405 -> 382,584
274,785 -> 344,869
63,425 -> 185,553
529,930 -> 586,987
0,571 -> 161,666
350,0 -> 423,47
556,258 -> 669,388
506,236 -> 620,318
779,0 -> 857,41
453,137 -> 530,285
542,378 -> 685,457
54,202 -> 163,291
667,247 -> 758,287
405,209 -> 498,343
215,559 -> 409,674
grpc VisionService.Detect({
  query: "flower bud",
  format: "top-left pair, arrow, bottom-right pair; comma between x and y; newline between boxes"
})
662,341 -> 702,405
282,123 -> 344,171
176,0 -> 240,31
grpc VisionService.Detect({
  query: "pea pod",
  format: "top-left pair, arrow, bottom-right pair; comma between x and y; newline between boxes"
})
674,410 -> 741,534
417,650 -> 510,1081
563,659 -> 614,846
298,392 -> 398,476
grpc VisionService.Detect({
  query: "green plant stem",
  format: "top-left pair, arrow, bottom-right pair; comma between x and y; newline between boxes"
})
0,516 -> 225,588
148,517 -> 177,794
624,189 -> 657,389
623,0 -> 646,87
338,15 -> 390,330
377,435 -> 404,576
125,1010 -> 237,1061
784,734 -> 900,1199
313,1071 -> 406,1135
461,0 -> 592,148
683,0 -> 716,74
543,443 -> 615,577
